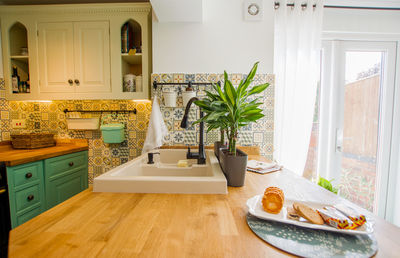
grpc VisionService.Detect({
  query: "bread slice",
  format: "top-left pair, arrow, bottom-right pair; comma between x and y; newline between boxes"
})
293,202 -> 324,225
286,207 -> 300,221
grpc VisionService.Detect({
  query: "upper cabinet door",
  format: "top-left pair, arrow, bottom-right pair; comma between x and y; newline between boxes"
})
73,21 -> 111,93
38,22 -> 74,93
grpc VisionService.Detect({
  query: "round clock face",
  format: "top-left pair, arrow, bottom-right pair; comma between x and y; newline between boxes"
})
248,3 -> 260,16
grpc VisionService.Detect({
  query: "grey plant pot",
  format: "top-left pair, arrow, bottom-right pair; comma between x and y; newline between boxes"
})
214,141 -> 227,160
219,148 -> 248,187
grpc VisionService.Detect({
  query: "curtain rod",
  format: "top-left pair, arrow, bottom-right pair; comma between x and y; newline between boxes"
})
274,2 -> 400,10
324,5 -> 400,10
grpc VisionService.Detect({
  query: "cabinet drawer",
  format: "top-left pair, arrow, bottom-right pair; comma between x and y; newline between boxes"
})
15,184 -> 42,213
9,161 -> 42,188
45,151 -> 87,178
16,206 -> 41,227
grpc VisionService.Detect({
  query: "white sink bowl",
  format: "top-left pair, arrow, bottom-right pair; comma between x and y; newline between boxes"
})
93,149 -> 227,194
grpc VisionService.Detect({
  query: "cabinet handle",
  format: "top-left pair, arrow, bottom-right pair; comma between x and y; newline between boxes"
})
25,172 -> 33,178
74,79 -> 80,85
68,79 -> 73,85
27,195 -> 34,201
69,162 -> 74,167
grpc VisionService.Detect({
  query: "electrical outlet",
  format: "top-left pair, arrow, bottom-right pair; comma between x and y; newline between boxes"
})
12,119 -> 26,129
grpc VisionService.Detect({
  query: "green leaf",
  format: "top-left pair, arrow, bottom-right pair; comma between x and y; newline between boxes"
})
238,62 -> 259,96
248,83 -> 269,96
242,113 -> 264,122
318,177 -> 338,194
224,79 -> 236,106
214,81 -> 226,102
193,100 -> 213,112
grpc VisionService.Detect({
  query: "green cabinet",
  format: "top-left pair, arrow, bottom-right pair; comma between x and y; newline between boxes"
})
7,151 -> 88,228
44,151 -> 88,210
7,161 -> 45,229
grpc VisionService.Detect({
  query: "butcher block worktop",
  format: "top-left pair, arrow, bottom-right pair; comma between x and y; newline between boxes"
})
8,155 -> 400,257
0,139 -> 88,166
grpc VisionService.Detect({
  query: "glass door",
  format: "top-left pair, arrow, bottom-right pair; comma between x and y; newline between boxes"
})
320,40 -> 396,217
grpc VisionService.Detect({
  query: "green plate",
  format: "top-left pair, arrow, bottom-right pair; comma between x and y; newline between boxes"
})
246,213 -> 378,257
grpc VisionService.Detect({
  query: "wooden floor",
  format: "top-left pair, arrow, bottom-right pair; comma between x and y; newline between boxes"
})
8,156 -> 400,257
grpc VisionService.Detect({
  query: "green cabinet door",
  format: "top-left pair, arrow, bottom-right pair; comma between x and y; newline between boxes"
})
44,151 -> 88,210
7,161 -> 46,229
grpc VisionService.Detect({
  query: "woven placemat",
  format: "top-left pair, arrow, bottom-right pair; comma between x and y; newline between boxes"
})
246,214 -> 378,257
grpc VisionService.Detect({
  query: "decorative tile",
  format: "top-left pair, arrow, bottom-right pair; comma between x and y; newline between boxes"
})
206,130 -> 219,145
172,131 -> 184,144
1,132 -> 10,141
184,131 -> 196,145
1,111 -> 9,120
0,90 -> 5,99
173,74 -> 184,83
195,74 -> 207,83
185,74 -> 195,82
0,79 -> 5,90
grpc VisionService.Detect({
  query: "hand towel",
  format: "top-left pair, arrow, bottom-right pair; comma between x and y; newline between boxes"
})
142,96 -> 168,153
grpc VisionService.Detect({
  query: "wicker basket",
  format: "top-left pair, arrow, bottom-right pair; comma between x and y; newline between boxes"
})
11,133 -> 55,149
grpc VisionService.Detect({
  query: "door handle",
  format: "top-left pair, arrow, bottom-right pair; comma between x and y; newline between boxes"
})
74,79 -> 80,85
68,79 -> 73,85
336,128 -> 343,152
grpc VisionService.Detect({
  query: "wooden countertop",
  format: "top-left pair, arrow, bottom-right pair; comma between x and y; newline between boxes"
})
8,155 -> 400,257
0,139 -> 88,167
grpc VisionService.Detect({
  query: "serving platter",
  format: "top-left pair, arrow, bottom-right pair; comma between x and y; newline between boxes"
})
246,195 -> 374,235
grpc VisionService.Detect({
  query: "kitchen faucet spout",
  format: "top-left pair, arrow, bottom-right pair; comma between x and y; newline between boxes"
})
180,97 -> 206,164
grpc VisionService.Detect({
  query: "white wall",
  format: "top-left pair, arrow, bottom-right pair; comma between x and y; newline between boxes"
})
152,0 -> 274,74
323,8 -> 400,34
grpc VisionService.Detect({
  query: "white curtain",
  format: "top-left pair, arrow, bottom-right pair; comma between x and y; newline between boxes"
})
273,0 -> 324,175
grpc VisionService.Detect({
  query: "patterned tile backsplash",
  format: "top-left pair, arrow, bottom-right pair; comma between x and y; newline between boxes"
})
0,73 -> 274,184
151,73 -> 275,159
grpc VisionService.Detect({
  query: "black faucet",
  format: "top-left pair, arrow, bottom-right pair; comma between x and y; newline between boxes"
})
147,152 -> 160,164
180,97 -> 206,164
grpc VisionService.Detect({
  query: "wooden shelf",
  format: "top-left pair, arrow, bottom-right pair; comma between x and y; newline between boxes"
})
10,55 -> 29,59
121,53 -> 142,65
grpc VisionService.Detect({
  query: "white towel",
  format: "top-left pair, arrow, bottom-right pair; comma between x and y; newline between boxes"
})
142,96 -> 168,153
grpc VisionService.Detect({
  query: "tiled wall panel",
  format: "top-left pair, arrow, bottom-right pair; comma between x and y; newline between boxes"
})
151,73 -> 275,159
0,73 -> 274,183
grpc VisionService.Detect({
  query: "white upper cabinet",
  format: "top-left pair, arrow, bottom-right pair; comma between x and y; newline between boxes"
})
0,3 -> 151,100
73,21 -> 110,93
38,22 -> 75,93
38,21 -> 110,94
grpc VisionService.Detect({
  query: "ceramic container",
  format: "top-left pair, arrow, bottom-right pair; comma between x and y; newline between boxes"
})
182,90 -> 196,107
163,91 -> 177,107
123,74 -> 136,92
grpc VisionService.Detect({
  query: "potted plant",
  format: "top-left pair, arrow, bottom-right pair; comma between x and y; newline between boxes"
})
195,62 -> 269,186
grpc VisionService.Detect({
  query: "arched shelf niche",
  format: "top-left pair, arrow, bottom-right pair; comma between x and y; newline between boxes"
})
9,22 -> 30,94
121,19 -> 142,93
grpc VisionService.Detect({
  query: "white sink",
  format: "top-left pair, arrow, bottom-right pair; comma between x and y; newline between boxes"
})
93,149 -> 227,194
